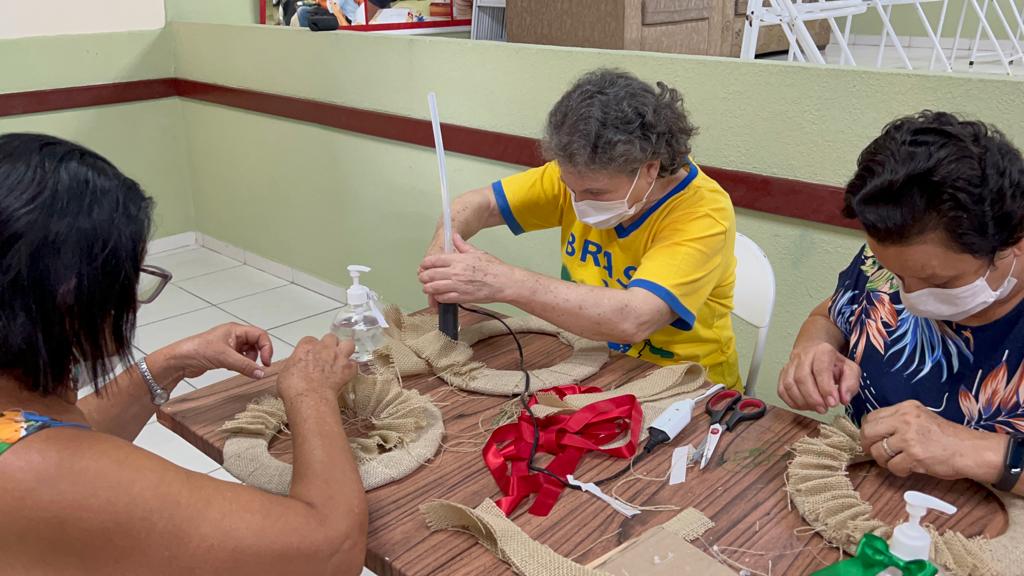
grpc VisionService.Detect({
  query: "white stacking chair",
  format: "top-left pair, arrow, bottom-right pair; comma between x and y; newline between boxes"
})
732,233 -> 776,398
950,0 -> 1024,74
742,0 -> 869,65
867,0 -> 953,71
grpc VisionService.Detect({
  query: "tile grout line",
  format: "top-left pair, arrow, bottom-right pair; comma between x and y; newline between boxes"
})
168,263 -> 246,286
174,273 -> 292,308
232,304 -> 344,333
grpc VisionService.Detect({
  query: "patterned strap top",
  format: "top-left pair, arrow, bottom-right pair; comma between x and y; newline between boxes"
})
0,409 -> 90,456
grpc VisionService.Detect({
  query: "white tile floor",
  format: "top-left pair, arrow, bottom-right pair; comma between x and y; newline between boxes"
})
762,43 -> 1019,75
131,247 -> 376,574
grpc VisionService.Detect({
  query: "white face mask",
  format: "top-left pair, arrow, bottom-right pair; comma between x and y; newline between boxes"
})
898,257 -> 1018,321
569,167 -> 657,229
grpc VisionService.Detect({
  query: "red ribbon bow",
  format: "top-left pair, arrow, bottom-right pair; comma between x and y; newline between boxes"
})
482,384 -> 643,517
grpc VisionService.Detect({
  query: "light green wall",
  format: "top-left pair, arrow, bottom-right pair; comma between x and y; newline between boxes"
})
849,1 -> 1013,38
0,29 -> 195,237
172,23 -> 1024,186
165,0 -> 259,24
171,21 -> 1024,408
0,29 -> 172,93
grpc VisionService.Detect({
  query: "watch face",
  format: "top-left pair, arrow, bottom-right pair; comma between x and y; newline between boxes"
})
153,388 -> 170,406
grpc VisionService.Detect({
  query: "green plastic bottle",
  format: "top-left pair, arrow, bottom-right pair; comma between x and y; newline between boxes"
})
810,534 -> 937,576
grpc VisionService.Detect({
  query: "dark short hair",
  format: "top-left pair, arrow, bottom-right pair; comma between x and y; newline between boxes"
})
843,111 -> 1024,261
542,69 -> 698,178
0,133 -> 153,396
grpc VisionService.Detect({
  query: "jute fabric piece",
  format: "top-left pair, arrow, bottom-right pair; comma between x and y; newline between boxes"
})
219,369 -> 443,493
786,416 -> 1024,576
420,499 -> 716,576
373,308 -> 610,395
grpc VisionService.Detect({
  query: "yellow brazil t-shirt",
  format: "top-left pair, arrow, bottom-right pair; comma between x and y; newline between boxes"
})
492,158 -> 741,390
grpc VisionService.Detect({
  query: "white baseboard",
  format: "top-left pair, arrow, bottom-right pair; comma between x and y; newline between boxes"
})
147,231 -> 198,255
197,233 -> 245,262
197,233 -> 346,301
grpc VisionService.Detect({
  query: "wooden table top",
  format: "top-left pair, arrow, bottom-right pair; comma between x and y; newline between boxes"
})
158,311 -> 1006,576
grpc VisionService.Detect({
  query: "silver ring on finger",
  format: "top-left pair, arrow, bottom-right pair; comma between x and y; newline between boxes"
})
882,436 -> 897,459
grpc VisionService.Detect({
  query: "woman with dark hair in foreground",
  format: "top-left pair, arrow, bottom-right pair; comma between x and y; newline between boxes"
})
779,111 -> 1024,495
0,133 -> 367,575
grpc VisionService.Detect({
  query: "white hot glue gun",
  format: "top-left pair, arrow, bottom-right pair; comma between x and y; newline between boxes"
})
648,384 -> 725,443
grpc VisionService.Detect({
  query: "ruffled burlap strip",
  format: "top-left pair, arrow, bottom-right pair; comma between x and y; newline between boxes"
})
373,308 -> 610,395
420,499 -> 715,576
786,416 -> 1024,576
219,369 -> 443,493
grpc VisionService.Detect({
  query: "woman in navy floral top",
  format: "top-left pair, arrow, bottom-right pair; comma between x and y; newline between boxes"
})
779,111 -> 1024,494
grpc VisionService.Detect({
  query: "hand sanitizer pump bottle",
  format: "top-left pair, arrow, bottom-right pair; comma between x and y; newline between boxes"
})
879,491 -> 957,575
331,265 -> 386,363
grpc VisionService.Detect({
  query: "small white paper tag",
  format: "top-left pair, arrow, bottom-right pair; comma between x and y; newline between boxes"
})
566,475 -> 642,518
669,446 -> 690,486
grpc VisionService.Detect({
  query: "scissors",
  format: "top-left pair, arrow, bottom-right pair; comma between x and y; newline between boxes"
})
698,390 -> 766,469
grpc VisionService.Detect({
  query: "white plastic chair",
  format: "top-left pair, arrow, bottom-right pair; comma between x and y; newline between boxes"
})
733,232 -> 776,398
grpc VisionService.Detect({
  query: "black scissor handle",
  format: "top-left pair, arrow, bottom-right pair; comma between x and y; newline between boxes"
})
705,390 -> 741,425
724,397 -> 766,430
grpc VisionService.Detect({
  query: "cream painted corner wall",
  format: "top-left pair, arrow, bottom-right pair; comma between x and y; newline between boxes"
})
0,0 -> 164,39
0,29 -> 194,237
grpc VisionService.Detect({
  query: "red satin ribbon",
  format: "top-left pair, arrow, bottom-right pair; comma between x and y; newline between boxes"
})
482,384 -> 643,517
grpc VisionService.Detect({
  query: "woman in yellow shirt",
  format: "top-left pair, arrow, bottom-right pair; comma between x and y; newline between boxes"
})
418,69 -> 741,389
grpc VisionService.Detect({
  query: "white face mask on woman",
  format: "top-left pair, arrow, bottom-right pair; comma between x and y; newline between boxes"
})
898,257 -> 1018,321
569,167 -> 657,229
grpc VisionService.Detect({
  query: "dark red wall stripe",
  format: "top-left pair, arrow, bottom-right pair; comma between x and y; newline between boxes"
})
1,77 -> 856,230
0,79 -> 176,118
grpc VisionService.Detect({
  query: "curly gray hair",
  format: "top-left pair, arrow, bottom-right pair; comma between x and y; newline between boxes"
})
541,69 -> 698,178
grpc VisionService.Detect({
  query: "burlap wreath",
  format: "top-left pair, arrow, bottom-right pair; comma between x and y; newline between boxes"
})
219,368 -> 444,493
786,417 -> 1024,576
373,309 -> 610,395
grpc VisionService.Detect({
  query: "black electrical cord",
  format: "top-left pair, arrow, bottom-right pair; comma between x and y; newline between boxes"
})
457,305 -> 579,490
457,306 -> 673,490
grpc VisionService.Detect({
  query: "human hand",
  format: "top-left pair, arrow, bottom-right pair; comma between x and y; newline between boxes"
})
418,234 -> 516,305
157,323 -> 274,382
778,342 -> 861,414
860,400 -> 1007,482
419,237 -> 448,311
277,335 -> 357,402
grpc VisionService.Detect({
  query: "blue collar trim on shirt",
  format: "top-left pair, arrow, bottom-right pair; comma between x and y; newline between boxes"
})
614,158 -> 698,239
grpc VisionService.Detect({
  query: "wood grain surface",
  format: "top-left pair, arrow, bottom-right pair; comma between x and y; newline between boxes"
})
158,311 -> 1005,575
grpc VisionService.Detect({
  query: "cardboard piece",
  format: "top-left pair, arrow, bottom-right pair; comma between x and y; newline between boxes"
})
589,526 -> 736,575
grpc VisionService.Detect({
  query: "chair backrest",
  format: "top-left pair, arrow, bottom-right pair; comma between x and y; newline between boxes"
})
732,232 -> 776,396
733,232 -> 775,330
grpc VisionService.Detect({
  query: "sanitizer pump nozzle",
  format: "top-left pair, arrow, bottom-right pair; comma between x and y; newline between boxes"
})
889,491 -> 957,562
346,265 -> 370,306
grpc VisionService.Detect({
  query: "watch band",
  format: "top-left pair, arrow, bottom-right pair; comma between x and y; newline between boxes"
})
136,357 -> 169,406
995,434 -> 1024,492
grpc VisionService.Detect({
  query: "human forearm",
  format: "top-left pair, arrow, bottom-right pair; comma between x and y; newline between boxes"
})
427,187 -> 504,256
957,430 -> 1021,493
285,389 -> 367,551
503,268 -> 671,343
793,301 -> 847,354
77,347 -> 185,440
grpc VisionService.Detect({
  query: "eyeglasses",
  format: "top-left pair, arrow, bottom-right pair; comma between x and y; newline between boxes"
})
138,265 -> 173,304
